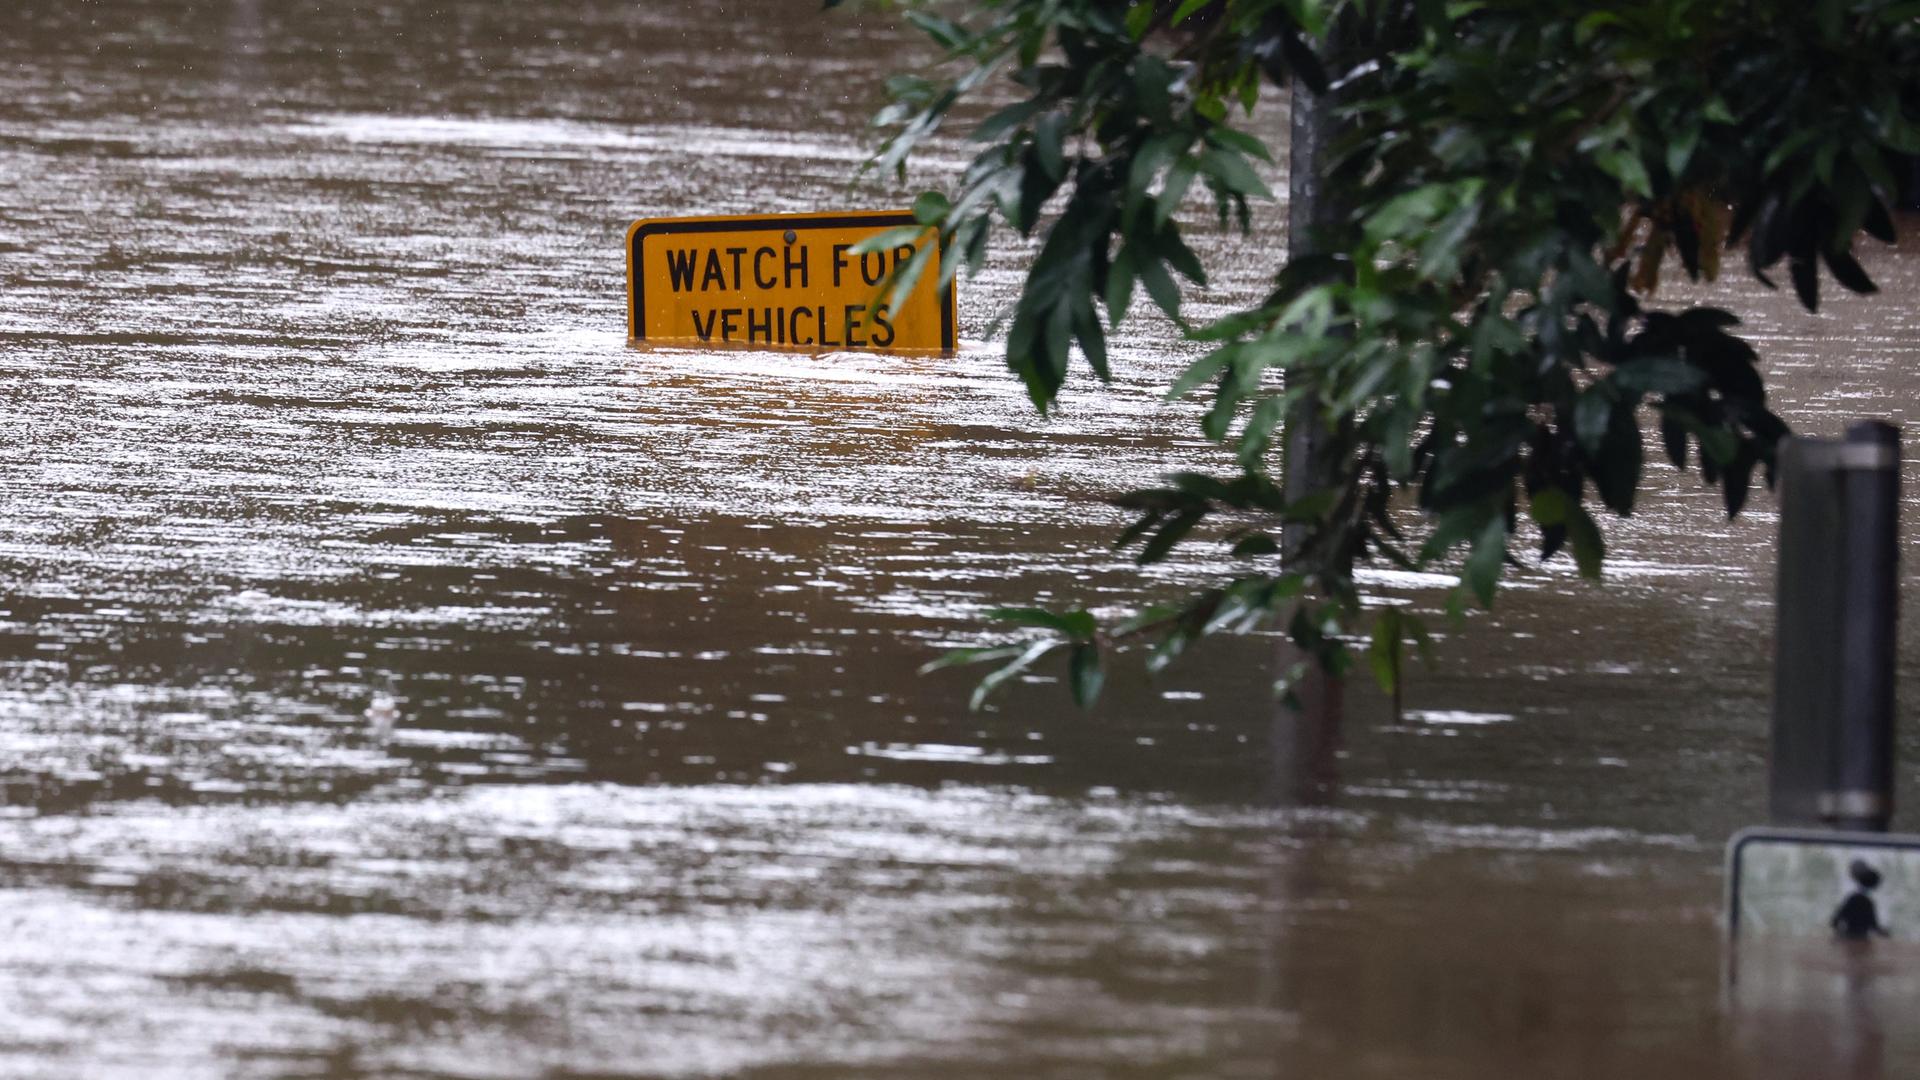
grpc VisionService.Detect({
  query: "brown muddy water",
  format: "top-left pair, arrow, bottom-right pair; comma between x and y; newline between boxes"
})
2,2 -> 1919,1077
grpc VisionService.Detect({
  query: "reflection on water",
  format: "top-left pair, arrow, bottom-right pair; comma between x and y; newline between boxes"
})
1730,939 -> 1920,1080
2,0 -> 1919,1076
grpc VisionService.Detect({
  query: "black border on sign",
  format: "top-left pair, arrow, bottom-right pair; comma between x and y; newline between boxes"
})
1724,825 -> 1920,939
628,213 -> 956,353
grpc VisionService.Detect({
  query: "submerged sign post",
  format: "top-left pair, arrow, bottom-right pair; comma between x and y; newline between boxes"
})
1724,829 -> 1920,1069
625,210 -> 956,354
1727,828 -> 1920,943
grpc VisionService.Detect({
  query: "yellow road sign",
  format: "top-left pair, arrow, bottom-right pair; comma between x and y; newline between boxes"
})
625,210 -> 957,354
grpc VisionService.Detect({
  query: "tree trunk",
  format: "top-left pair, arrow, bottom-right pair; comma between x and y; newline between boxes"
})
1269,61 -> 1347,805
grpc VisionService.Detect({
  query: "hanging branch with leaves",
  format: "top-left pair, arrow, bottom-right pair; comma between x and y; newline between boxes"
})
830,0 -> 1920,709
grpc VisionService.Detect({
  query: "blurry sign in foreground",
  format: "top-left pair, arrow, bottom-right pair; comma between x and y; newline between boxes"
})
1724,828 -> 1920,1071
626,211 -> 956,354
1727,827 -> 1920,943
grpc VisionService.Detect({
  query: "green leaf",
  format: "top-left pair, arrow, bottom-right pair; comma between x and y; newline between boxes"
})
1139,508 -> 1204,564
1528,486 -> 1570,528
1190,307 -> 1273,342
1823,246 -> 1878,295
1137,252 -> 1183,323
1764,128 -> 1821,177
1034,112 -> 1067,182
912,191 -> 951,225
1133,54 -> 1175,126
1595,146 -> 1652,199
970,639 -> 1061,710
1364,184 -> 1450,242
1613,357 -> 1704,396
1074,294 -> 1111,380
918,644 -> 1024,675
1106,244 -> 1137,326
1156,155 -> 1199,225
1237,393 -> 1291,469
987,606 -> 1097,638
1166,343 -> 1237,400
1660,412 -> 1688,468
1282,489 -> 1337,523
1403,612 -> 1437,667
1566,505 -> 1605,579
1573,389 -> 1611,455
1203,125 -> 1273,163
1232,533 -> 1280,557
1368,609 -> 1404,693
1129,134 -> 1180,203
905,10 -> 969,51
1069,643 -> 1104,707
1573,10 -> 1621,41
1170,0 -> 1210,23
965,215 -> 991,274
972,98 -> 1045,143
1420,503 -> 1490,562
1463,513 -> 1506,607
1417,200 -> 1480,279
850,225 -> 930,255
1159,224 -> 1209,286
1043,290 -> 1073,386
1200,147 -> 1272,200
882,238 -> 937,317
1695,423 -> 1737,465
1666,122 -> 1700,180
882,73 -> 936,104
1592,401 -> 1644,515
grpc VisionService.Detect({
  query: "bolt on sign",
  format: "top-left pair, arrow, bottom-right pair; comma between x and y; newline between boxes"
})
625,210 -> 956,354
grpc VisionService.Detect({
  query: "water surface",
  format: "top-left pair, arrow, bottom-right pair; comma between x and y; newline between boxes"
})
3,2 -> 1920,1076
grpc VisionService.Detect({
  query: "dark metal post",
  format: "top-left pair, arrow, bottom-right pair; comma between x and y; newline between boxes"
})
1830,421 -> 1900,830
1770,439 -> 1834,826
1769,422 -> 1900,831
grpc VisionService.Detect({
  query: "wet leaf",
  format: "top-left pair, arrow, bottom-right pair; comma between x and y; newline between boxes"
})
1068,643 -> 1104,706
1034,112 -> 1067,182
1200,148 -> 1272,200
1204,124 -> 1273,163
987,607 -> 1097,638
918,645 -> 1025,674
905,10 -> 971,51
1823,245 -> 1878,295
853,0 -> 1919,708
970,640 -> 1062,711
912,191 -> 951,225
1074,294 -> 1111,380
1368,608 -> 1404,693
1156,155 -> 1199,226
1613,356 -> 1704,396
1527,486 -> 1570,528
1105,244 -> 1137,326
1137,253 -> 1183,324
1567,505 -> 1606,579
1463,514 -> 1506,607
1138,508 -> 1204,564
849,225 -> 929,255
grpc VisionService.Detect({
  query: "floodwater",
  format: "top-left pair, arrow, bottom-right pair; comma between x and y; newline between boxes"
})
2,2 -> 1919,1077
